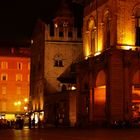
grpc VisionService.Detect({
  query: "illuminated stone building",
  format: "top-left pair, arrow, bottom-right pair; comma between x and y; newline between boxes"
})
0,45 -> 30,120
76,0 -> 140,125
31,1 -> 83,125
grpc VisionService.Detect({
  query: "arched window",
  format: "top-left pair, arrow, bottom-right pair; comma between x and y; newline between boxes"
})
103,10 -> 110,49
88,16 -> 97,55
135,8 -> 140,46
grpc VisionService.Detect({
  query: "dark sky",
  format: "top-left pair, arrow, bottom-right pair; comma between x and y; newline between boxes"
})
0,0 -> 83,41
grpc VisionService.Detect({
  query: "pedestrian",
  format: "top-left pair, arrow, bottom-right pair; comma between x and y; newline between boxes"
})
29,117 -> 31,129
32,118 -> 35,128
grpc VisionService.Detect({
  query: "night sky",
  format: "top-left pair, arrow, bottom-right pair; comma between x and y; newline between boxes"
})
0,0 -> 83,41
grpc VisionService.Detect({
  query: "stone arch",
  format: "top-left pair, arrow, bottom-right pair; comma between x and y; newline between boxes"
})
132,3 -> 140,16
80,72 -> 90,92
79,72 -> 91,123
94,70 -> 106,121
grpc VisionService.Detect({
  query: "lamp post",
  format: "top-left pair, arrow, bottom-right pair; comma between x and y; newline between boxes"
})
14,98 -> 29,113
14,100 -> 22,111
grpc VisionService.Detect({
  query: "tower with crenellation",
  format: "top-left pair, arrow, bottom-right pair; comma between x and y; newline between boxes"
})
30,0 -> 83,124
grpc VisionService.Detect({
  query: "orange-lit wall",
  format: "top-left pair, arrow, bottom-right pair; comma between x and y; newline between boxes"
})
0,56 -> 30,114
83,0 -> 140,58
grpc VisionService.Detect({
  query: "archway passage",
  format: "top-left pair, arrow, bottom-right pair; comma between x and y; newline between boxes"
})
132,70 -> 140,119
94,70 -> 106,121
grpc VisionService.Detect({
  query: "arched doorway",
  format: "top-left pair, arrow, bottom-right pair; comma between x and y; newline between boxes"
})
94,70 -> 106,121
132,70 -> 140,119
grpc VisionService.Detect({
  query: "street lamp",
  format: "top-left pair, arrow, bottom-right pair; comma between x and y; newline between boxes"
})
24,106 -> 28,111
14,101 -> 21,106
24,98 -> 28,103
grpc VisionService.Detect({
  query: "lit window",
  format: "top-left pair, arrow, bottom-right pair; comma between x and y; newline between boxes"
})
2,86 -> 6,94
16,74 -> 22,81
1,74 -> 8,81
1,61 -> 8,69
17,86 -> 21,94
17,62 -> 22,70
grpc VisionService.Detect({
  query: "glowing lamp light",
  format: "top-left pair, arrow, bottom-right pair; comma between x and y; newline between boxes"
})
85,56 -> 89,60
94,51 -> 101,56
121,46 -> 132,50
31,40 -> 33,44
39,112 -> 44,121
24,106 -> 28,111
17,101 -> 21,105
55,23 -> 58,28
24,98 -> 28,103
71,86 -> 76,90
14,102 -> 18,106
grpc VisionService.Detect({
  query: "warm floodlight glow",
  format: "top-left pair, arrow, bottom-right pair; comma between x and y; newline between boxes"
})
14,102 -> 18,106
31,40 -> 33,44
94,51 -> 101,56
71,86 -> 76,90
85,56 -> 89,60
121,46 -> 132,50
55,23 -> 58,28
97,85 -> 106,89
17,101 -> 21,105
39,111 -> 44,121
24,106 -> 28,111
24,98 -> 28,103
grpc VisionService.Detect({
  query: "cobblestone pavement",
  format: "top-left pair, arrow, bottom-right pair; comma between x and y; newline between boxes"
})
1,127 -> 140,140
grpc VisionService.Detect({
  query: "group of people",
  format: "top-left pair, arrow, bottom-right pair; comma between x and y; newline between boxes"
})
0,119 -> 15,129
0,117 -> 45,129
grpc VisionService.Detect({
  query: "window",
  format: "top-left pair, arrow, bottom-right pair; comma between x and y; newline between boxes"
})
1,61 -> 8,69
2,102 -> 6,111
136,17 -> 140,46
59,31 -> 64,37
135,8 -> 140,46
16,74 -> 22,81
54,60 -> 63,67
87,16 -> 97,55
1,74 -> 7,81
17,62 -> 22,70
104,11 -> 110,49
2,86 -> 6,94
54,54 -> 64,67
16,86 -> 21,94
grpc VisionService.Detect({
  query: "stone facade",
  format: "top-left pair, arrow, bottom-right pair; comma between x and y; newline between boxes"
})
30,1 -> 83,126
77,0 -> 140,126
